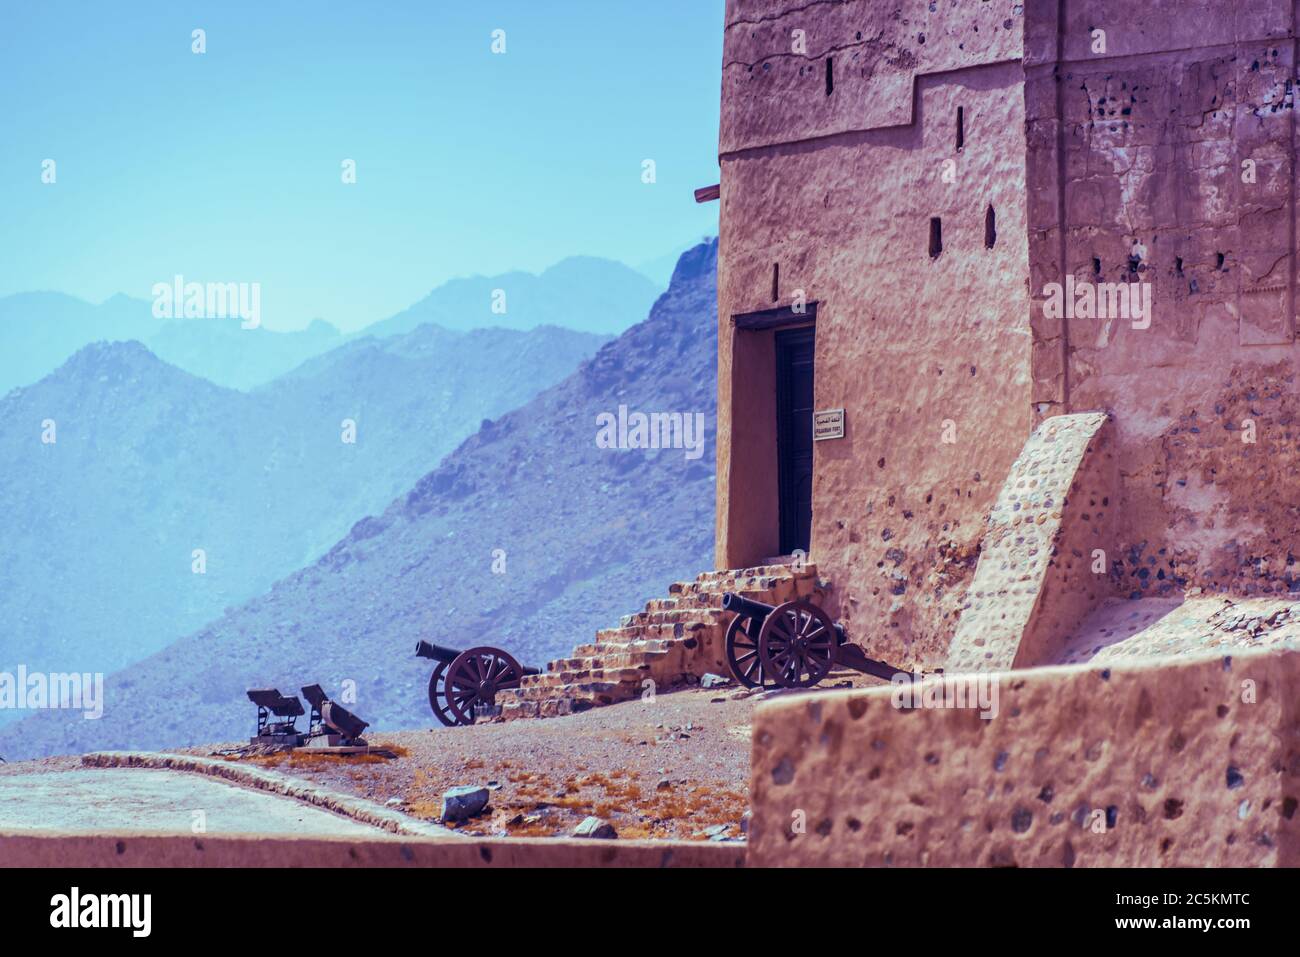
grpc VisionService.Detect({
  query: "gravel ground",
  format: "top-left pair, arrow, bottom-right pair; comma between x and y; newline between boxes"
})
2,674 -> 886,842
187,684 -> 765,841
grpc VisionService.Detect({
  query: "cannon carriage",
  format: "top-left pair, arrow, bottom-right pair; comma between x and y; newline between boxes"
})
415,640 -> 540,726
245,684 -> 369,749
721,593 -> 914,689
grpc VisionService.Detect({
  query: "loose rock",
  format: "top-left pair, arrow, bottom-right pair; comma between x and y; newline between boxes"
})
573,815 -> 618,840
440,785 -> 490,822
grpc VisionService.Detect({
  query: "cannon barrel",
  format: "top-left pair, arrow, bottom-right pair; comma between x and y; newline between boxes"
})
721,592 -> 775,621
724,593 -> 848,645
321,700 -> 369,739
418,639 -> 542,676
415,639 -> 460,664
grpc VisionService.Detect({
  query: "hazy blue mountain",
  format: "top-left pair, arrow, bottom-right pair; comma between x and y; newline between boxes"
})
365,256 -> 661,338
251,321 -> 613,547
0,240 -> 718,759
0,253 -> 660,393
148,316 -> 343,391
0,292 -> 157,393
0,322 -> 607,721
0,292 -> 345,394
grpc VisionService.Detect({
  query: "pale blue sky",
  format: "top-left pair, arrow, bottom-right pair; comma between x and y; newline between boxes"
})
0,1 -> 723,331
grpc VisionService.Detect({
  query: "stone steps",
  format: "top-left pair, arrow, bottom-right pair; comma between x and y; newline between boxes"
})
617,608 -> 727,627
570,638 -> 674,658
496,562 -> 824,722
546,650 -> 665,671
523,663 -> 651,687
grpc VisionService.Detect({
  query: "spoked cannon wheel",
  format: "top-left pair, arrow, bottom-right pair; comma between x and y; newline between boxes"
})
724,615 -> 778,689
757,600 -> 837,688
426,661 -> 456,727
444,646 -> 526,725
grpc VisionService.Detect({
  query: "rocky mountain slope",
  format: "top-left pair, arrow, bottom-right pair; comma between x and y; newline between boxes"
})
0,240 -> 718,759
0,323 -> 606,692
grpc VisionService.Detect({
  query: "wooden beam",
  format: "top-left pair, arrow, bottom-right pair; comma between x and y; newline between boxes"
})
732,301 -> 818,330
694,184 -> 720,203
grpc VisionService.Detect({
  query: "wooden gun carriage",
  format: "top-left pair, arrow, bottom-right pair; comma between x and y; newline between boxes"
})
721,593 -> 913,689
415,640 -> 540,726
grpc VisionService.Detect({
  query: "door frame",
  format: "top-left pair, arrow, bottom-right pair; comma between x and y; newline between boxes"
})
719,301 -> 820,569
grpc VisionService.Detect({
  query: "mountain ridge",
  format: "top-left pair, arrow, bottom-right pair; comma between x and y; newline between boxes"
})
0,254 -> 662,393
0,239 -> 719,759
0,322 -> 609,703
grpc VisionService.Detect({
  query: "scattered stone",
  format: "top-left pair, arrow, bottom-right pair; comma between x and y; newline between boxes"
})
656,777 -> 674,791
440,785 -> 490,822
573,816 -> 618,840
740,810 -> 752,834
384,797 -> 405,807
700,673 -> 731,689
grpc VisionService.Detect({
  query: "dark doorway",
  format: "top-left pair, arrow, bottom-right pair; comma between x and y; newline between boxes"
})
775,327 -> 815,555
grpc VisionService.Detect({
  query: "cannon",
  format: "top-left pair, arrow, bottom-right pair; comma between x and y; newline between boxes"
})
301,683 -> 369,745
246,688 -> 305,746
415,640 -> 539,726
721,593 -> 914,689
246,685 -> 374,750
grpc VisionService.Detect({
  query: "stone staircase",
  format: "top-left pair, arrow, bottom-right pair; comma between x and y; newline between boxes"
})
498,563 -> 825,720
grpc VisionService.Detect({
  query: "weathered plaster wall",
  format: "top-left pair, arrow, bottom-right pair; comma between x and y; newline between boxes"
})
749,647 -> 1300,867
0,830 -> 746,868
721,0 -> 1025,153
1024,1 -> 1300,598
947,412 -> 1118,672
717,1 -> 1034,669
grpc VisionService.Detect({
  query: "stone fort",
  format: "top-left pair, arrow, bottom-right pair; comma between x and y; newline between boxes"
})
499,0 -> 1300,866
